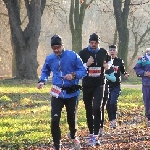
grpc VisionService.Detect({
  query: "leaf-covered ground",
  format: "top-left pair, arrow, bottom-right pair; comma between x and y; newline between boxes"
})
19,126 -> 150,150
0,79 -> 150,150
19,108 -> 150,150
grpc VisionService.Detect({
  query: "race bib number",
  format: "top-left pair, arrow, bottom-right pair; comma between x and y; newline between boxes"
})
113,66 -> 119,73
50,85 -> 62,98
88,67 -> 101,77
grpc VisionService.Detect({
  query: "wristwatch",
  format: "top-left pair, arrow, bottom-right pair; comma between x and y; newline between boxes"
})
71,72 -> 76,79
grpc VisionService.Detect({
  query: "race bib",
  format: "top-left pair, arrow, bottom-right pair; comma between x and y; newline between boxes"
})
88,67 -> 101,77
50,85 -> 62,98
113,66 -> 119,73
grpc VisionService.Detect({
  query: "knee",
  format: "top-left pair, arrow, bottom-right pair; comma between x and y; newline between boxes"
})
51,116 -> 60,127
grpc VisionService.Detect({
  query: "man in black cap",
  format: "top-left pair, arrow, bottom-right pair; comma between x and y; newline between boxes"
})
79,33 -> 113,146
37,34 -> 87,150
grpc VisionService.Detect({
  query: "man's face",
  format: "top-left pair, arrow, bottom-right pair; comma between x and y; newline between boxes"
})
51,45 -> 62,56
89,41 -> 98,50
109,48 -> 117,58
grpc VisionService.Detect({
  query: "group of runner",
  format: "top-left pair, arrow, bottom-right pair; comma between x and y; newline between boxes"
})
37,33 -> 150,150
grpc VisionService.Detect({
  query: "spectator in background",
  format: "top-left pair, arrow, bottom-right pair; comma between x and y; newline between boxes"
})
133,48 -> 150,127
37,34 -> 86,150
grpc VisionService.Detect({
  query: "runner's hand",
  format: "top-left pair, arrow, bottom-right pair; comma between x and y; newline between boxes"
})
63,74 -> 73,80
86,56 -> 94,67
144,71 -> 150,77
103,61 -> 109,70
145,71 -> 150,77
124,74 -> 129,78
37,82 -> 44,89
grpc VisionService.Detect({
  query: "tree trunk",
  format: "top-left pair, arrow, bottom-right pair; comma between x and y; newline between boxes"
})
11,34 -> 39,79
72,28 -> 82,53
3,0 -> 46,79
69,0 -> 93,53
113,0 -> 130,68
113,28 -> 117,45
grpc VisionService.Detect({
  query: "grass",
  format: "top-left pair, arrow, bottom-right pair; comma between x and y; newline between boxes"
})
0,79 -> 146,149
122,76 -> 142,85
0,79 -> 52,149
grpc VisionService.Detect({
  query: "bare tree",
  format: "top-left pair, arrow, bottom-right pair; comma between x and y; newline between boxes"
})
131,17 -> 150,62
129,1 -> 150,60
113,0 -> 130,68
3,0 -> 46,79
113,0 -> 150,69
69,0 -> 94,53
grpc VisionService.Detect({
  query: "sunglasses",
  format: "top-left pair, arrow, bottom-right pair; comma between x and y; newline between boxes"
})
51,45 -> 61,50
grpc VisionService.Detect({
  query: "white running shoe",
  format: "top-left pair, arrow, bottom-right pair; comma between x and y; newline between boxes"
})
147,120 -> 150,127
92,135 -> 101,146
110,119 -> 116,129
98,128 -> 104,137
72,138 -> 81,150
67,132 -> 81,150
87,134 -> 94,146
87,134 -> 100,146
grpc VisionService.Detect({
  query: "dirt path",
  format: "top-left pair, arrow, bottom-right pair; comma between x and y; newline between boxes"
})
121,84 -> 142,89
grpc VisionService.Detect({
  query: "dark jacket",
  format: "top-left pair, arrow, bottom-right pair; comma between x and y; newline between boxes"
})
107,57 -> 128,88
79,47 -> 110,87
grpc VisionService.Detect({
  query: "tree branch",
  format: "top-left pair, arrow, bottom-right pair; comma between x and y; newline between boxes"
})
21,15 -> 27,25
130,1 -> 150,5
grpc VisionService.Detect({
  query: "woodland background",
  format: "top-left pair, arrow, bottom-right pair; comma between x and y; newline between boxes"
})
0,0 -> 150,78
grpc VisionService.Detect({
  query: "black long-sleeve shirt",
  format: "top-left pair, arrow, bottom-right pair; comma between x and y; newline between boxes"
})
107,57 -> 128,88
79,47 -> 110,87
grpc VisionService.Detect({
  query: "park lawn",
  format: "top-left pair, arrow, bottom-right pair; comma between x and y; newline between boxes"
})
0,79 -> 147,149
122,76 -> 142,85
